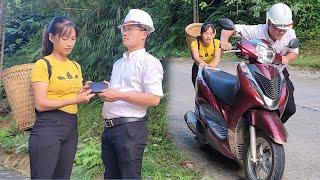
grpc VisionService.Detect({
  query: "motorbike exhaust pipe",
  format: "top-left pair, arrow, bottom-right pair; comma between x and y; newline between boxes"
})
249,125 -> 257,163
184,111 -> 198,134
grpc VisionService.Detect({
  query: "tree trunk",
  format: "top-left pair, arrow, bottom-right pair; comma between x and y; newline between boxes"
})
193,0 -> 199,23
0,0 -> 8,73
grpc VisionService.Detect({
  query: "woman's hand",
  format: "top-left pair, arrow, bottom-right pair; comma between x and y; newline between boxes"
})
209,63 -> 217,68
79,81 -> 92,94
199,62 -> 209,67
75,89 -> 95,104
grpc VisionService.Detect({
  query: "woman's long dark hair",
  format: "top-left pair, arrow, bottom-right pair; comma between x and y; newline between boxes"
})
42,16 -> 78,56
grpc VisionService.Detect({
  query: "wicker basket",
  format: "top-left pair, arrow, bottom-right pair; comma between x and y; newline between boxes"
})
185,23 -> 203,51
0,64 -> 35,130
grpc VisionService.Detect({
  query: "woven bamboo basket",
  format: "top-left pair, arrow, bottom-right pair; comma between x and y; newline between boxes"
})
185,23 -> 203,51
0,63 -> 35,130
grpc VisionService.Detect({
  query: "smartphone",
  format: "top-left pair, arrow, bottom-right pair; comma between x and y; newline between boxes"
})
89,81 -> 109,93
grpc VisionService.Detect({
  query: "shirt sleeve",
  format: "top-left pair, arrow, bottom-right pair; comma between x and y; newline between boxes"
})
190,40 -> 198,51
32,59 -> 49,83
143,57 -> 164,97
235,24 -> 264,40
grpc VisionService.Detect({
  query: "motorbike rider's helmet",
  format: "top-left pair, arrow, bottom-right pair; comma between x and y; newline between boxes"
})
118,9 -> 155,33
266,3 -> 293,30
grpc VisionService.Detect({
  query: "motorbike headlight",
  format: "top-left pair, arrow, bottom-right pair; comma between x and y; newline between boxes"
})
256,43 -> 275,64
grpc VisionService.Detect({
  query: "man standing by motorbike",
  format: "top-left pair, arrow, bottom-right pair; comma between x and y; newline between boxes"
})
220,2 -> 298,123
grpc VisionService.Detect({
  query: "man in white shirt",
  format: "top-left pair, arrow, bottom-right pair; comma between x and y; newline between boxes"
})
220,3 -> 298,123
98,9 -> 163,179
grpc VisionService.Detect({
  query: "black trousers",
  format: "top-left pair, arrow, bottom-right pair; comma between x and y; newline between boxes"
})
281,68 -> 296,123
191,63 -> 199,87
28,110 -> 78,179
101,120 -> 148,179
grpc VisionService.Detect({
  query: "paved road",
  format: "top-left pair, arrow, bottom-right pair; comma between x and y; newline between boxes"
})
168,59 -> 320,179
0,165 -> 28,180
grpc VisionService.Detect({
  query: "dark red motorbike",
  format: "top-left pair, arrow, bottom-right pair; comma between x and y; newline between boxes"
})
184,19 -> 299,180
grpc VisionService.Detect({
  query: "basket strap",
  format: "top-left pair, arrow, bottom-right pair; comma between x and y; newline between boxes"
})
41,59 -> 79,81
70,60 -> 80,78
42,58 -> 52,80
197,37 -> 200,51
71,60 -> 78,69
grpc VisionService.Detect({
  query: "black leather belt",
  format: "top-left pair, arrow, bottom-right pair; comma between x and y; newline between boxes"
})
104,117 -> 146,128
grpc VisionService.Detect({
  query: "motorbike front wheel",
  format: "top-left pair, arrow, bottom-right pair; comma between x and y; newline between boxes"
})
244,133 -> 285,180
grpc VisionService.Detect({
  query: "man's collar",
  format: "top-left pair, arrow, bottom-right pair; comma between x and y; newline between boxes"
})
123,48 -> 146,60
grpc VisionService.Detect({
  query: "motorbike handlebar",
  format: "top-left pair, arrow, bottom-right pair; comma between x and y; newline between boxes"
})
222,44 -> 240,53
223,49 -> 241,53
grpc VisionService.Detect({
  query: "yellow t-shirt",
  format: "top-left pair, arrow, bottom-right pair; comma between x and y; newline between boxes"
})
191,38 -> 220,64
31,55 -> 83,114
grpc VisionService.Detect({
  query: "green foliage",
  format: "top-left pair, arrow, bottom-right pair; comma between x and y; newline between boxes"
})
4,37 -> 41,67
289,1 -> 320,53
0,130 -> 10,142
0,122 -> 29,154
5,0 -> 197,80
5,0 -> 320,75
72,137 -> 104,179
77,99 -> 104,140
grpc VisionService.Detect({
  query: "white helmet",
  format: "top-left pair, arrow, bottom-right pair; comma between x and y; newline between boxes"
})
120,9 -> 155,33
266,3 -> 293,30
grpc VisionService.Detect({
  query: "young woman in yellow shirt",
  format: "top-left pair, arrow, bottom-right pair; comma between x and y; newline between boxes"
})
28,16 -> 95,179
190,23 -> 221,86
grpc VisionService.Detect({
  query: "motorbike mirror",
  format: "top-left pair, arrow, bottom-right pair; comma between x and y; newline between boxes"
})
218,18 -> 235,31
288,38 -> 300,49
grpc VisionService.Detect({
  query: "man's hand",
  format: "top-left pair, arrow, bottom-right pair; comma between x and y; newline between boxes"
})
220,29 -> 236,51
281,52 -> 298,64
281,56 -> 290,64
220,41 -> 233,51
98,88 -> 122,102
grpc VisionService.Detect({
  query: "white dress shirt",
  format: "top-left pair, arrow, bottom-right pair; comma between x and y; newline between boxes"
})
235,24 -> 299,55
102,48 -> 163,119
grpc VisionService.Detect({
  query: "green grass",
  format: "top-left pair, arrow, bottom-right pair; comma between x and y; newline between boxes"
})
292,54 -> 320,70
142,97 -> 199,179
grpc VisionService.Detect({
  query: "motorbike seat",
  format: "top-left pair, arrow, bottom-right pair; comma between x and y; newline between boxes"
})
203,68 -> 239,106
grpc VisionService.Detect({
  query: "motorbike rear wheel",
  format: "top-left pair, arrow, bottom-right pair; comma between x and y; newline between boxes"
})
244,133 -> 285,180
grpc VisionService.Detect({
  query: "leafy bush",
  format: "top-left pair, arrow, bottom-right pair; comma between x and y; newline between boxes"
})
0,124 -> 29,154
72,137 -> 104,179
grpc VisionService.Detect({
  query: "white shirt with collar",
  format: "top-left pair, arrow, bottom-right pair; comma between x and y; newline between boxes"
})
102,48 -> 164,119
235,24 -> 299,55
